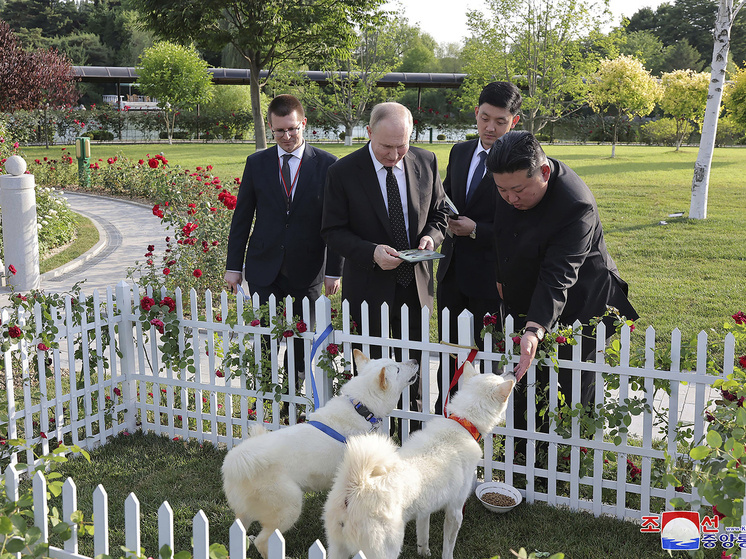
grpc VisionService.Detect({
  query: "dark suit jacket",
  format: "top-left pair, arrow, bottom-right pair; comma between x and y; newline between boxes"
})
226,144 -> 343,291
436,139 -> 499,299
322,143 -> 448,314
494,157 -> 638,330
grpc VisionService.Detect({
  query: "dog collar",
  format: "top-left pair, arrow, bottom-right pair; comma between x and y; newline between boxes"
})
307,420 -> 347,444
350,398 -> 382,429
448,415 -> 482,443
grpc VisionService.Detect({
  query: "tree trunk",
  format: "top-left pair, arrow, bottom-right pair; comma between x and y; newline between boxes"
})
690,0 -> 739,219
611,115 -> 618,158
249,59 -> 267,151
344,123 -> 353,146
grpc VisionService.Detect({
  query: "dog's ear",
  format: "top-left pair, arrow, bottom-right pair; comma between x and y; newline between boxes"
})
378,368 -> 388,391
495,378 -> 515,401
461,360 -> 478,381
353,349 -> 369,372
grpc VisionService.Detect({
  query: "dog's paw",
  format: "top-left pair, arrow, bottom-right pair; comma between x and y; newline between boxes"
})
417,545 -> 431,557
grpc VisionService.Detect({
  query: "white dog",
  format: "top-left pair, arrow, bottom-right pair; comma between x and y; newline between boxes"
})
324,363 -> 515,559
222,349 -> 418,558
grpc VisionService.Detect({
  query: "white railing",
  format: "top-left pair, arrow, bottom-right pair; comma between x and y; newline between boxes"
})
0,281 -> 737,523
2,466 -> 368,559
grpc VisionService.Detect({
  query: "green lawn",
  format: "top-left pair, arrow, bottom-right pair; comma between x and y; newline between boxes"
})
47,432 -> 713,559
23,142 -> 746,340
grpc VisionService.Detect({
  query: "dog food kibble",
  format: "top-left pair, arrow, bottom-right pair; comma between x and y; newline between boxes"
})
482,492 -> 516,507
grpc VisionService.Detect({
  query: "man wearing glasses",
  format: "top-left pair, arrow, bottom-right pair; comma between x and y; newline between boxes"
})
225,94 -> 342,384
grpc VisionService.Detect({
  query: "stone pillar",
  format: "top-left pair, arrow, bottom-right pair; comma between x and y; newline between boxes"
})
0,155 -> 40,291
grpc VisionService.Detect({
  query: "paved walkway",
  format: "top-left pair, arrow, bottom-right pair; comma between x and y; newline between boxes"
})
36,192 -> 168,296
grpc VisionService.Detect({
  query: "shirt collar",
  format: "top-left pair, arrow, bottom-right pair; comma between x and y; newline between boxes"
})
368,142 -> 404,173
278,141 -> 306,160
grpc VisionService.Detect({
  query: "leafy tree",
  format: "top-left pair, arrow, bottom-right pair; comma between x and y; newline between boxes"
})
659,69 -> 710,149
586,55 -> 662,157
461,0 -> 612,133
690,0 -> 746,219
136,41 -> 214,144
660,38 -> 705,72
1,0 -> 83,38
619,30 -> 666,75
128,0 -> 384,151
724,65 -> 746,128
0,20 -> 79,112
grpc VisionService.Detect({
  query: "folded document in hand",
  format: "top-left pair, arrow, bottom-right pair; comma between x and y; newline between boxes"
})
397,249 -> 445,262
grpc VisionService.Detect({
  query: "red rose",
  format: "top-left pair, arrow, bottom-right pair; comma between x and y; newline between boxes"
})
37,342 -> 49,351
512,336 -> 522,344
283,329 -> 294,338
163,268 -> 170,275
113,387 -> 121,397
9,325 -> 22,338
152,204 -> 164,218
326,343 -> 339,355
215,369 -> 224,378
250,319 -> 260,327
193,269 -> 202,278
555,335 -> 567,344
138,159 -> 144,165
148,158 -> 159,168
150,318 -> 165,334
296,321 -> 307,333
147,244 -> 155,252
739,355 -> 746,369
8,264 -> 16,275
159,297 -> 176,313
732,311 -> 746,325
140,296 -> 156,311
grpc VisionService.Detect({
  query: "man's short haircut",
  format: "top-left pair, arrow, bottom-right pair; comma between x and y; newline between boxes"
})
268,94 -> 305,123
478,81 -> 523,115
486,131 -> 548,177
369,102 -> 413,135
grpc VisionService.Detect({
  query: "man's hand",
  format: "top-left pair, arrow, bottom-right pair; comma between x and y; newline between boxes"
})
447,216 -> 476,237
418,235 -> 435,250
224,271 -> 242,294
324,276 -> 341,296
513,321 -> 545,382
374,244 -> 402,270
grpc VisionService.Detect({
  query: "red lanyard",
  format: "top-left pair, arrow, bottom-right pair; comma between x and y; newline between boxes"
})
279,155 -> 303,202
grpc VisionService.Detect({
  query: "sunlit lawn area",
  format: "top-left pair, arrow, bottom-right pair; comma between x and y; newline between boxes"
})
23,141 -> 746,341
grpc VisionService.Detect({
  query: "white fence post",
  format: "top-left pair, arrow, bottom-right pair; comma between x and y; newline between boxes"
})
267,529 -> 285,559
32,471 -> 48,543
63,478 -> 78,554
0,156 -> 40,291
229,520 -> 246,559
93,485 -> 109,557
314,295 -> 334,406
193,510 -> 209,559
308,540 -> 326,559
116,280 -> 138,433
158,501 -> 175,557
125,493 -> 141,558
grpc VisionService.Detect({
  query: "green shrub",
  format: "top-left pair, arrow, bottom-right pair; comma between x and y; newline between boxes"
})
437,134 -> 446,141
641,118 -> 678,146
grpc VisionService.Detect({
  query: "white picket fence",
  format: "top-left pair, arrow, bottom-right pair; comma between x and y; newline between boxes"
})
2,466 -> 367,559
1,280 -> 743,557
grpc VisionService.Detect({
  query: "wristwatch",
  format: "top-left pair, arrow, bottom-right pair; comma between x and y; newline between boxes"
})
469,225 -> 477,239
525,326 -> 545,341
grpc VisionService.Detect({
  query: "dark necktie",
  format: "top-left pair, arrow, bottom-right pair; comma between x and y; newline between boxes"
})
281,154 -> 292,212
385,166 -> 414,287
466,151 -> 486,205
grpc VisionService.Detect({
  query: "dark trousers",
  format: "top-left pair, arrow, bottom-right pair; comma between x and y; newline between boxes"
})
250,274 -> 322,386
511,323 -> 600,461
435,262 -> 501,415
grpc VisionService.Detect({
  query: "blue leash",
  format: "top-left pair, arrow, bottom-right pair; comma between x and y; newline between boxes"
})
306,420 -> 347,444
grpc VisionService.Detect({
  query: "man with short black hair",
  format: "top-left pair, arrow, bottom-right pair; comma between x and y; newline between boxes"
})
435,81 -> 522,414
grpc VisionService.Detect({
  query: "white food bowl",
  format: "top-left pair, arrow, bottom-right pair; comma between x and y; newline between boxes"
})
475,481 -> 522,513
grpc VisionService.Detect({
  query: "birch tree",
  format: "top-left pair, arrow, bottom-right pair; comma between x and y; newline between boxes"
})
689,0 -> 746,219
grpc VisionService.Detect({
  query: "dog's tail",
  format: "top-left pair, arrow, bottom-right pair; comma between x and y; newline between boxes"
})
324,433 -> 403,557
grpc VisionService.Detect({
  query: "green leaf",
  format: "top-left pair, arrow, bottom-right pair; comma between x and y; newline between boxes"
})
706,429 -> 723,449
0,516 -> 14,534
6,537 -> 26,553
690,445 -> 711,460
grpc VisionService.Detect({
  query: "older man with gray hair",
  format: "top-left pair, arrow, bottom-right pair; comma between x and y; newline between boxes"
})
322,102 -> 448,428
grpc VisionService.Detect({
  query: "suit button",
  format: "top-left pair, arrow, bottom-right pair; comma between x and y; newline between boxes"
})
286,223 -> 290,228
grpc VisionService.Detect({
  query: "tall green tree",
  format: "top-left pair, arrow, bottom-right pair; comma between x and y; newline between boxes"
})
461,0 -> 612,133
136,41 -> 214,144
586,55 -> 662,157
128,0 -> 384,150
659,69 -> 710,149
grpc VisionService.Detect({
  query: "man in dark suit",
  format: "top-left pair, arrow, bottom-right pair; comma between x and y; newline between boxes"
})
487,130 -> 639,453
225,94 -> 342,384
434,81 -> 522,415
322,102 -> 448,426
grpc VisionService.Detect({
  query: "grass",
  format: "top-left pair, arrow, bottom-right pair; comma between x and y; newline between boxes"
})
48,432 -> 714,559
39,213 -> 99,274
24,141 -> 746,342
